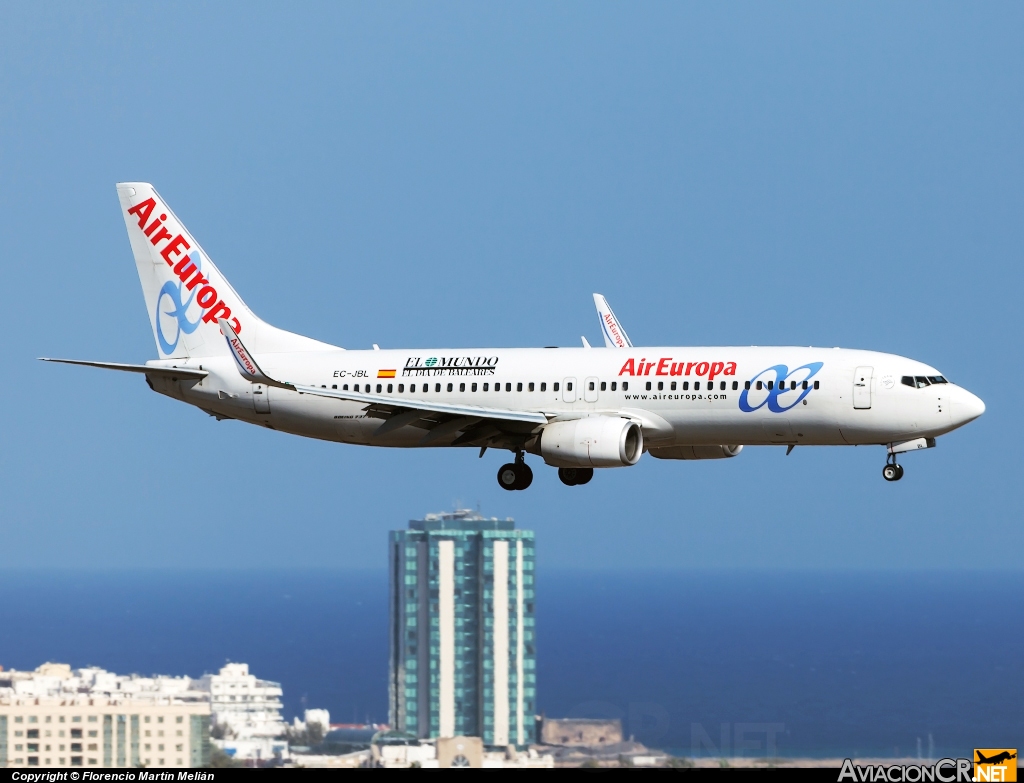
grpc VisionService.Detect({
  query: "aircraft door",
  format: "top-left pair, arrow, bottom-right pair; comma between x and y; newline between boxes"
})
562,378 -> 577,403
252,383 -> 271,413
584,376 -> 599,403
853,367 -> 873,409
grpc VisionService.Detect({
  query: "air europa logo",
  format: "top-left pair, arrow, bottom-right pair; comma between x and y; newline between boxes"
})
127,198 -> 242,354
618,357 -> 737,380
602,313 -> 628,348
739,363 -> 823,413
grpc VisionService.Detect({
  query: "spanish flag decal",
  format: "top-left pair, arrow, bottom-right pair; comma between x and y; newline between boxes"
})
377,369 -> 397,379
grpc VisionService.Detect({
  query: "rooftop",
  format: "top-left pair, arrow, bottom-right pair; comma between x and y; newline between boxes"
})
410,507 -> 515,532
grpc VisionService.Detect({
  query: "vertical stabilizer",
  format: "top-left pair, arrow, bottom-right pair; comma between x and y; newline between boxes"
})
116,182 -> 338,358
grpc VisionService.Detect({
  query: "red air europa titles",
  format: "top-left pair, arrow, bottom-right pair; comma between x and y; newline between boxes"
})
126,198 -> 243,334
618,358 -> 737,380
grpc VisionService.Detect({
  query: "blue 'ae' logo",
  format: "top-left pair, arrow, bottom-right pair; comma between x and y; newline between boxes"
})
155,251 -> 204,355
739,362 -> 823,413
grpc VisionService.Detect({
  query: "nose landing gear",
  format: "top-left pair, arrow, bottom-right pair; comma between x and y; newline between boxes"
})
882,456 -> 904,482
497,452 -> 533,491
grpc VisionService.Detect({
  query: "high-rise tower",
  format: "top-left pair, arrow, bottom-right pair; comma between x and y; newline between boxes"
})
388,509 -> 536,747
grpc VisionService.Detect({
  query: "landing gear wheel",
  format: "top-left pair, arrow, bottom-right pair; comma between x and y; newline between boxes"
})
498,460 -> 533,491
514,463 -> 534,490
558,467 -> 593,486
498,463 -> 519,491
882,463 -> 903,482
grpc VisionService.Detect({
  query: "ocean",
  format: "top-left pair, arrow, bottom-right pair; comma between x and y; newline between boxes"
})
0,569 -> 1019,758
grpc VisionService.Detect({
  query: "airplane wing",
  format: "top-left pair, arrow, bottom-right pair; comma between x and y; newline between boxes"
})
593,293 -> 633,348
218,319 -> 549,447
39,358 -> 208,380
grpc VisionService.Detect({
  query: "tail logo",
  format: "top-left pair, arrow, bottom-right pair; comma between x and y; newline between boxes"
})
126,197 -> 242,355
156,252 -> 205,355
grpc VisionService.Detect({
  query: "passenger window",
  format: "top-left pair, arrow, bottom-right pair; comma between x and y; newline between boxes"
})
553,382 -> 559,391
814,381 -> 819,389
915,376 -> 930,388
589,381 -> 595,391
790,381 -> 796,390
682,382 -> 688,390
670,382 -> 676,391
343,384 -> 349,391
387,384 -> 393,393
732,381 -> 738,390
376,384 -> 382,393
481,383 -> 487,391
622,382 -> 628,390
767,381 -> 774,390
410,384 -> 416,393
398,384 -> 404,393
694,382 -> 700,390
436,383 -> 441,392
540,383 -> 546,391
460,383 -> 466,392
567,382 -> 573,391
447,383 -> 453,392
721,381 -> 726,391
332,384 -> 337,389
658,382 -> 664,391
901,376 -> 915,388
600,381 -> 607,391
611,381 -> 617,391
745,381 -> 751,390
802,381 -> 808,390
529,382 -> 535,391
646,381 -> 652,391
506,383 -> 512,391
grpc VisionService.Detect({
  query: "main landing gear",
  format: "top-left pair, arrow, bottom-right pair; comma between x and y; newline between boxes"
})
497,452 -> 533,491
882,454 -> 904,482
558,467 -> 593,486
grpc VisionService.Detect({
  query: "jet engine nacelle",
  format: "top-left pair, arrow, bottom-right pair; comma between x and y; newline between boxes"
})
648,444 -> 744,460
538,416 -> 644,468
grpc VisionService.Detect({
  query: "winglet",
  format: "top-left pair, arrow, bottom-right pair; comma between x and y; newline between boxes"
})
219,318 -> 294,389
593,293 -> 633,348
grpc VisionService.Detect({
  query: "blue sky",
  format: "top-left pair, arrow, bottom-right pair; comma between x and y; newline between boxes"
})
0,2 -> 1020,569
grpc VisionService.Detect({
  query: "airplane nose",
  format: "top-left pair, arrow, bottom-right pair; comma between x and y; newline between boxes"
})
952,387 -> 985,426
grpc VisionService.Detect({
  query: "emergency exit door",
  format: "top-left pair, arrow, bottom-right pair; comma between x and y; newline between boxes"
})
252,383 -> 271,413
853,367 -> 873,409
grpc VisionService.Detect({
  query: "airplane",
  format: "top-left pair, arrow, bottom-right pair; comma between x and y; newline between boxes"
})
976,751 -> 1016,765
41,183 -> 986,491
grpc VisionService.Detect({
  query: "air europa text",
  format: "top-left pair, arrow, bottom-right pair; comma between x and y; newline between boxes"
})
127,198 -> 242,334
619,358 -> 737,380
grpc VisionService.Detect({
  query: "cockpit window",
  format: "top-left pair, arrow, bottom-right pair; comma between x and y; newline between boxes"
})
905,376 -> 942,388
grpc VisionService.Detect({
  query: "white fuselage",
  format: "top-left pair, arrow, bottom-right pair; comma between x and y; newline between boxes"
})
148,345 -> 984,450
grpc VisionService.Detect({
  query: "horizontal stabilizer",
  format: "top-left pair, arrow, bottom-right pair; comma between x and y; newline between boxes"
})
39,358 -> 207,380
